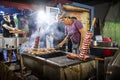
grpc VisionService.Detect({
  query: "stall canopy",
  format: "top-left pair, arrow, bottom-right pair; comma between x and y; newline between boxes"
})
0,1 -> 34,11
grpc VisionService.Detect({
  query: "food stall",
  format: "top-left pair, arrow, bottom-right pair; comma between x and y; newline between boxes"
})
21,49 -> 97,80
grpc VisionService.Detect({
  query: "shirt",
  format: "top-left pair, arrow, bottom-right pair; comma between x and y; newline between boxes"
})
1,20 -> 15,37
66,20 -> 83,44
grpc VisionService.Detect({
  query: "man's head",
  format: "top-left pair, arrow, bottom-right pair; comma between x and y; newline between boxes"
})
56,12 -> 73,25
60,13 -> 73,25
3,13 -> 10,19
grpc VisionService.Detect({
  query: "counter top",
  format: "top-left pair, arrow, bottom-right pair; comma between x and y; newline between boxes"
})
47,56 -> 94,67
91,45 -> 119,50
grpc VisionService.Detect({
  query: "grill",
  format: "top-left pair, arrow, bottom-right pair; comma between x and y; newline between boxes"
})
21,51 -> 97,80
0,37 -> 28,49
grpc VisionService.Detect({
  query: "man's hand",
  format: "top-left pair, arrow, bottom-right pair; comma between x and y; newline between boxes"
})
58,42 -> 64,48
58,35 -> 69,48
13,28 -> 18,31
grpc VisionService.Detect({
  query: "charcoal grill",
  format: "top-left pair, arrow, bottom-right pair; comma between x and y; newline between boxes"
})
21,51 -> 97,80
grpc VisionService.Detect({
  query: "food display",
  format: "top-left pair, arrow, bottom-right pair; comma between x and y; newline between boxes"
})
78,31 -> 93,60
33,36 -> 40,49
67,31 -> 92,60
80,32 -> 92,55
25,48 -> 57,55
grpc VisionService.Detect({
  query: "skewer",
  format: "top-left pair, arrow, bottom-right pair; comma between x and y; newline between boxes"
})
9,30 -> 26,34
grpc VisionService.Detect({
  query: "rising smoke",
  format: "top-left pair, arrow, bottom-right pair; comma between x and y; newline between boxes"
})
20,10 -> 66,53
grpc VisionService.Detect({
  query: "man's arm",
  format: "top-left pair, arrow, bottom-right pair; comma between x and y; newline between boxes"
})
2,24 -> 16,30
58,35 -> 70,47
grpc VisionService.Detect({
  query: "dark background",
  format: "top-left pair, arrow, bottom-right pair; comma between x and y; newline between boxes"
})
1,0 -> 120,5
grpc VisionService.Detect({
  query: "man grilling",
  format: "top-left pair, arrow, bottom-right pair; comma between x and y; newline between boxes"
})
1,13 -> 19,62
1,13 -> 18,37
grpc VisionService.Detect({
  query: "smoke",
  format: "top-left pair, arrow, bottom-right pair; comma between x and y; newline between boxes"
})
19,10 -> 66,53
19,41 -> 31,54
